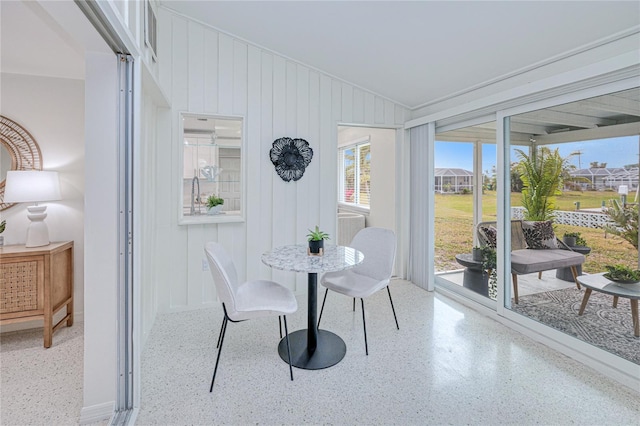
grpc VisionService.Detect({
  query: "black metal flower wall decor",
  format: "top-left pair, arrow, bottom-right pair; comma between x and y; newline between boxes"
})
270,137 -> 313,182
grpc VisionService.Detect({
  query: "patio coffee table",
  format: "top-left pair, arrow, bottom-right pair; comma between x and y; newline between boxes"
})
577,273 -> 640,337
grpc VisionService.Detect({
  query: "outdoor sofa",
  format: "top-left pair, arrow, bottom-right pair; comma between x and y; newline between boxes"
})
477,220 -> 586,303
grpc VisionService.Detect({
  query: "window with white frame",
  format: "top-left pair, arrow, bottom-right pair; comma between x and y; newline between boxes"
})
338,138 -> 371,207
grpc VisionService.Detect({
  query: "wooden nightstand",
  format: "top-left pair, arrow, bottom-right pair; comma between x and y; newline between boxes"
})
0,241 -> 74,348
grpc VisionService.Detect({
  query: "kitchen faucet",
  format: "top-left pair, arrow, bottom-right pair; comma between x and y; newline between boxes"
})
190,174 -> 201,215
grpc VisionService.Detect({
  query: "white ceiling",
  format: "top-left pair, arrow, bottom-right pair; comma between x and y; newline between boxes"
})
161,1 -> 640,109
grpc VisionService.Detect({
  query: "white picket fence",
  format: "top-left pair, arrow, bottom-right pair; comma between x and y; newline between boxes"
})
511,207 -> 612,229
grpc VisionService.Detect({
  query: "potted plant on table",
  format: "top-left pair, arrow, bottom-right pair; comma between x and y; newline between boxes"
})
0,219 -> 5,246
604,264 -> 640,284
472,246 -> 483,261
306,225 -> 330,255
206,195 -> 224,215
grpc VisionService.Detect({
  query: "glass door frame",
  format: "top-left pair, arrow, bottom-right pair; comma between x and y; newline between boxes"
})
496,77 -> 640,389
432,114 -> 499,309
418,75 -> 639,389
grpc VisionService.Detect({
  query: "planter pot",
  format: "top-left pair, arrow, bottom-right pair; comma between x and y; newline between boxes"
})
563,236 -> 576,247
472,247 -> 483,262
308,239 -> 324,255
207,205 -> 223,215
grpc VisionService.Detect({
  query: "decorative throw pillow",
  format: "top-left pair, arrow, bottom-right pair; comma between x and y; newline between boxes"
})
521,220 -> 558,249
479,225 -> 497,249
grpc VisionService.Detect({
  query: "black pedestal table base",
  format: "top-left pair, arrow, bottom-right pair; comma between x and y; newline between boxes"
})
278,329 -> 346,369
261,245 -> 363,371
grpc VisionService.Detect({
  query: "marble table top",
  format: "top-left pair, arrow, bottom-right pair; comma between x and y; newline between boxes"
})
261,244 -> 364,274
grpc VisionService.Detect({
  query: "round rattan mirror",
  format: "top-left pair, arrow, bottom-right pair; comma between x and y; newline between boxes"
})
0,115 -> 43,211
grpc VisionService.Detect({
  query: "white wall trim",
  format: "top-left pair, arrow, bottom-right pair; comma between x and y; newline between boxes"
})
79,401 -> 114,425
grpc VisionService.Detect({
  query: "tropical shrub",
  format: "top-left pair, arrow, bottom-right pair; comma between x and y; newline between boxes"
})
604,200 -> 638,249
516,147 -> 570,221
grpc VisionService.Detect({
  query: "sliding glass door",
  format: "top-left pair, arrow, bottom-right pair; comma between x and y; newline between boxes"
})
433,121 -> 498,304
504,87 -> 640,365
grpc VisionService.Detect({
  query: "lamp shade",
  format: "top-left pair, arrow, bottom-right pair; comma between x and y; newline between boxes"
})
4,170 -> 61,203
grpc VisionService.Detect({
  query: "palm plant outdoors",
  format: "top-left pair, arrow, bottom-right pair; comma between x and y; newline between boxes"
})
604,200 -> 638,250
516,147 -> 571,221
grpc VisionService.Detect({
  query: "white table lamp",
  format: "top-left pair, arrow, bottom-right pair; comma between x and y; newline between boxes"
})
4,170 -> 61,247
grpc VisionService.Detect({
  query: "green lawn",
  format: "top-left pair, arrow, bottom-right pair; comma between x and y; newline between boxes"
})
435,190 -> 637,272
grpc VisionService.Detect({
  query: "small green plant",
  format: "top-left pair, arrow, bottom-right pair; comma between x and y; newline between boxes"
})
604,264 -> 640,283
306,226 -> 330,242
563,232 -> 587,247
206,195 -> 224,208
0,220 -> 5,234
477,245 -> 497,299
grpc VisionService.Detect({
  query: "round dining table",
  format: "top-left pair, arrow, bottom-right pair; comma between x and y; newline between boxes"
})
261,243 -> 364,369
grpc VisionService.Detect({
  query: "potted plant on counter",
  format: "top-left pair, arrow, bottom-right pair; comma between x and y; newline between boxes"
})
206,195 -> 224,215
307,225 -> 330,255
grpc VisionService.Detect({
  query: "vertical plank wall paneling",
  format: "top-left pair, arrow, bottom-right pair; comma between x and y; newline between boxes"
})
185,19 -> 207,307
341,83 -> 353,123
218,34 -> 234,114
305,71 -> 323,236
384,100 -> 395,125
375,97 -> 385,123
364,92 -> 375,124
270,55 -> 290,288
157,9 -> 408,311
168,16 -> 189,307
154,11 -> 173,312
203,28 -> 218,113
285,60 -> 300,290
187,23 -> 204,112
140,93 -> 160,344
245,45 -> 262,282
232,40 -> 248,115
352,88 -> 365,123
258,52 -> 274,280
295,66 -> 311,291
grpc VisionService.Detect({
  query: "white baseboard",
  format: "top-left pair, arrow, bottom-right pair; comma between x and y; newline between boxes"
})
0,311 -> 84,333
80,401 -> 114,424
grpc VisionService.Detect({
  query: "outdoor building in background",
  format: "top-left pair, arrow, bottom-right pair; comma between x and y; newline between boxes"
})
569,167 -> 627,190
604,167 -> 639,192
434,168 -> 474,193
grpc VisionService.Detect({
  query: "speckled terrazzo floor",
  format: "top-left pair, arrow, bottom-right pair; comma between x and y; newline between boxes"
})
1,322 -> 84,425
137,279 -> 640,425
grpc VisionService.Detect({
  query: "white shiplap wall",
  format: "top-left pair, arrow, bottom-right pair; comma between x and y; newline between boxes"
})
155,9 -> 408,311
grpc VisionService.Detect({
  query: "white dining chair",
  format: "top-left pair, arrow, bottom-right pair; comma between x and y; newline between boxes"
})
204,242 -> 298,392
318,227 -> 398,355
